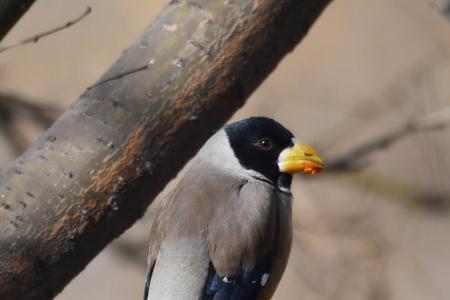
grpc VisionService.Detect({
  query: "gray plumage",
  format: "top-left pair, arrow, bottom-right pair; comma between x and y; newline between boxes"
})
145,128 -> 293,300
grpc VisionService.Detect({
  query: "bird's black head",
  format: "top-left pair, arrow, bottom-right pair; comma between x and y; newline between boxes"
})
225,117 -> 295,190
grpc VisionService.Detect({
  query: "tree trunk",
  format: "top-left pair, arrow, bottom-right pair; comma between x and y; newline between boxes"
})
0,0 -> 331,299
0,0 -> 36,42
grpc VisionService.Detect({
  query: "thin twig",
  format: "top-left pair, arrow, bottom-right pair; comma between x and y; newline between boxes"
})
87,65 -> 149,90
0,6 -> 91,54
325,107 -> 450,173
0,94 -> 62,157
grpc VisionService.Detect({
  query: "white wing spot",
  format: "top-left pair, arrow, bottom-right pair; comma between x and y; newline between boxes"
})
260,273 -> 269,286
222,276 -> 231,283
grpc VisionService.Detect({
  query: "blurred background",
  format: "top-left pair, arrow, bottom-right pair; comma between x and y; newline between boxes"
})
1,0 -> 450,299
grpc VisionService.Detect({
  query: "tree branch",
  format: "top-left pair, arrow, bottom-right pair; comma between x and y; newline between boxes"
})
0,6 -> 91,54
0,0 -> 36,42
0,93 -> 62,156
325,107 -> 450,173
0,93 -> 62,127
0,0 -> 331,299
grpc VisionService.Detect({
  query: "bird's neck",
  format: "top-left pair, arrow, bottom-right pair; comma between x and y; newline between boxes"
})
277,173 -> 292,193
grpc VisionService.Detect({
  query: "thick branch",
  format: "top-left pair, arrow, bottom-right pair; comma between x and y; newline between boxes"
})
0,1 -> 331,299
0,0 -> 36,42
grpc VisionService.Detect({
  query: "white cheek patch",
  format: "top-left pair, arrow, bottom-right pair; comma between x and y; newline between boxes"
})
198,130 -> 245,174
198,130 -> 272,183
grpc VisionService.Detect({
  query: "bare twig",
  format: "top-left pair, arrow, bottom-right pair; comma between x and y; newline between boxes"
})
340,171 -> 450,212
325,107 -> 450,173
0,93 -> 62,127
87,65 -> 149,90
0,118 -> 29,156
0,6 -> 91,54
0,94 -> 62,157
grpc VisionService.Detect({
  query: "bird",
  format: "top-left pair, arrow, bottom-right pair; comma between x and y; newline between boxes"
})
144,117 -> 323,300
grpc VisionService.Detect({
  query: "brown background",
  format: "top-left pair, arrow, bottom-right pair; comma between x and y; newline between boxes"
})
1,0 -> 450,299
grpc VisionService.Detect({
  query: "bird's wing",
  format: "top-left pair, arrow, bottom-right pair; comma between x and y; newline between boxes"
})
143,265 -> 154,300
144,175 -> 291,300
202,181 -> 286,300
144,243 -> 269,300
144,238 -> 210,300
143,184 -> 212,300
201,261 -> 271,300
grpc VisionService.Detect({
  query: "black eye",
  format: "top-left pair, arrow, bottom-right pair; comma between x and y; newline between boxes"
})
257,138 -> 273,151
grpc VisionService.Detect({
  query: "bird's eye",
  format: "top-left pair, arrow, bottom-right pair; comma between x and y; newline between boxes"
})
257,138 -> 273,151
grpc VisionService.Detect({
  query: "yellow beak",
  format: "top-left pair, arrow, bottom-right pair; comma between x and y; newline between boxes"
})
278,141 -> 324,175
